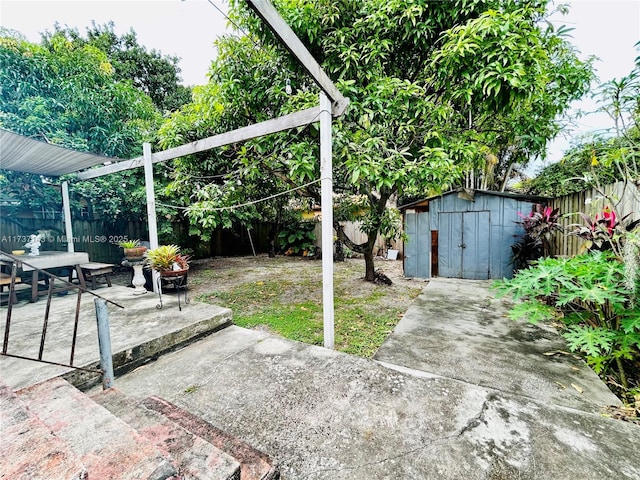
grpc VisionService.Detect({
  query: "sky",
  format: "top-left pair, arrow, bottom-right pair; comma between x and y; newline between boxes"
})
0,0 -> 230,85
0,0 -> 639,169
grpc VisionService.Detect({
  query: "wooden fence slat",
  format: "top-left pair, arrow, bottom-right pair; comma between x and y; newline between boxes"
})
550,181 -> 640,257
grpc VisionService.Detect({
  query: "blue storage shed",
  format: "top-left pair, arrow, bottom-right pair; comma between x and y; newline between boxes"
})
400,189 -> 549,280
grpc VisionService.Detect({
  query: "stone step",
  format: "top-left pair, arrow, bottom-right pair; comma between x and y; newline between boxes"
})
142,396 -> 279,480
0,379 -> 87,480
92,388 -> 241,480
16,377 -> 177,480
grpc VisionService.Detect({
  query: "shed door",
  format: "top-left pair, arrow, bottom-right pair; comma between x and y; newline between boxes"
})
404,211 -> 430,278
438,211 -> 490,279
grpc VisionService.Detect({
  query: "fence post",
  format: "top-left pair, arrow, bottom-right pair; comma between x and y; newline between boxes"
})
94,298 -> 114,389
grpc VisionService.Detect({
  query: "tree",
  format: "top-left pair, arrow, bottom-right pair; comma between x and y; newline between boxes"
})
526,41 -> 640,197
0,29 -> 161,221
524,141 -> 623,197
429,3 -> 595,190
159,0 -> 594,281
42,22 -> 192,112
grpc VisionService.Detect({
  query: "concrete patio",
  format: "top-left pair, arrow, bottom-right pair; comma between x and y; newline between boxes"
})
0,284 -> 231,390
1,277 -> 639,479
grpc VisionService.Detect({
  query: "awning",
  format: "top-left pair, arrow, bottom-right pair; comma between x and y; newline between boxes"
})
0,128 -> 118,176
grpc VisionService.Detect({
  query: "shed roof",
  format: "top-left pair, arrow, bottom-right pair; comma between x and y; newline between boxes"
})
0,128 -> 118,177
399,188 -> 550,210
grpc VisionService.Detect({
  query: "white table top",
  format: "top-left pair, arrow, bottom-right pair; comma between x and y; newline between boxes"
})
1,251 -> 90,271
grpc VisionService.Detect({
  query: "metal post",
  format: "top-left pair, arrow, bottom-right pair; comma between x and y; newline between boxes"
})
320,92 -> 334,349
62,181 -> 74,252
143,142 -> 160,293
247,227 -> 256,256
94,298 -> 114,389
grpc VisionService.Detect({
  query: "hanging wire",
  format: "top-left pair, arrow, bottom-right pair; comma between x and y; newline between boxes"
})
156,178 -> 322,212
156,106 -> 328,212
206,0 -> 267,52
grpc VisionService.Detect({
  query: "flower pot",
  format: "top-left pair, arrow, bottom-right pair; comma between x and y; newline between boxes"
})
124,246 -> 147,260
160,268 -> 189,278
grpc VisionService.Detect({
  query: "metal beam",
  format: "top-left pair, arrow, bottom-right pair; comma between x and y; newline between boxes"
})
77,107 -> 322,179
319,92 -> 334,348
61,181 -> 74,253
245,0 -> 348,116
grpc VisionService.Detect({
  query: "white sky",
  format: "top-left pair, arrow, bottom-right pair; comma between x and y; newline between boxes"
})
0,0 -> 230,86
1,0 -> 639,166
542,0 -> 640,170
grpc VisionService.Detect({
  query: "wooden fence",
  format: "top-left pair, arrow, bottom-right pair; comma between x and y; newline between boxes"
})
0,216 -> 272,264
314,221 -> 404,258
549,181 -> 640,257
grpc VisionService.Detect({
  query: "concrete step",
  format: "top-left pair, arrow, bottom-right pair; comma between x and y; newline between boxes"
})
142,396 -> 279,480
16,377 -> 177,480
92,388 -> 241,480
1,285 -> 233,391
0,379 -> 87,480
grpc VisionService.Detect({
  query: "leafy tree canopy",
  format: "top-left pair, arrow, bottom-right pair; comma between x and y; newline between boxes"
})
527,43 -> 640,196
42,22 -> 192,112
0,28 -> 161,221
159,0 -> 594,280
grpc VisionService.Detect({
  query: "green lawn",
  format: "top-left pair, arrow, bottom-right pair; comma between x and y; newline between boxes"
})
193,257 -> 422,357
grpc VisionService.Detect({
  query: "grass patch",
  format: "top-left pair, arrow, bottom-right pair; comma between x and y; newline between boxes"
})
199,274 -> 421,358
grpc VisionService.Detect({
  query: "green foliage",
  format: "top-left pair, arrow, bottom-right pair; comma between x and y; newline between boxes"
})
511,204 -> 563,269
43,22 -> 191,112
277,220 -> 317,255
526,143 -> 622,196
0,33 -> 159,157
0,24 -> 195,224
118,239 -> 140,248
495,252 -> 640,401
528,41 -> 639,196
144,244 -> 181,271
431,2 -> 595,188
160,0 -> 593,280
570,207 -> 640,256
0,28 -> 169,223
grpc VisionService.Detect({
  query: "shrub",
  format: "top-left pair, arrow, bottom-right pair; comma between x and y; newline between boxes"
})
277,221 -> 317,256
495,251 -> 640,403
570,207 -> 640,255
511,204 -> 562,271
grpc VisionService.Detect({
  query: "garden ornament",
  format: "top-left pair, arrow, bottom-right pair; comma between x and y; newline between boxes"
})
25,234 -> 42,256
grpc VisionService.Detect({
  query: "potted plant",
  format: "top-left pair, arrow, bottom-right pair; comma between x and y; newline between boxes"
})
144,245 -> 190,277
119,239 -> 147,261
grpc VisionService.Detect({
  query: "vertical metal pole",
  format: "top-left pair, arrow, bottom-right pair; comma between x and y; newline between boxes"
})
2,262 -> 18,353
320,92 -> 334,349
94,298 -> 114,389
143,143 -> 159,293
247,227 -> 256,256
62,181 -> 74,252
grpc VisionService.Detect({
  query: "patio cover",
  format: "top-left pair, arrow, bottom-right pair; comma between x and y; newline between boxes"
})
0,128 -> 117,176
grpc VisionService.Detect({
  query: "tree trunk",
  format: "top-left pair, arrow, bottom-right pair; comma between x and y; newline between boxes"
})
334,237 -> 345,261
363,248 -> 376,281
362,229 -> 379,281
334,221 -> 377,281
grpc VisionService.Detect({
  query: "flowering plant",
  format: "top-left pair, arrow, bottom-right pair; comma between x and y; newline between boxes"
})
571,207 -> 640,255
511,204 -> 562,270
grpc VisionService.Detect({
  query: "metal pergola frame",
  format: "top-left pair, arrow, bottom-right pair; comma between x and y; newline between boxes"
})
0,1 -> 348,348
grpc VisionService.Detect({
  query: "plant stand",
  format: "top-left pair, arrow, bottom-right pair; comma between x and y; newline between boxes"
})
156,269 -> 189,311
121,259 -> 147,295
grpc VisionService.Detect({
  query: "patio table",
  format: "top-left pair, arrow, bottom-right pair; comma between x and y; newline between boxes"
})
0,251 -> 89,302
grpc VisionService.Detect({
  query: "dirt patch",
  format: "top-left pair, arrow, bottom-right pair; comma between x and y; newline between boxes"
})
110,255 -> 424,307
110,255 -> 426,356
186,254 -> 424,305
